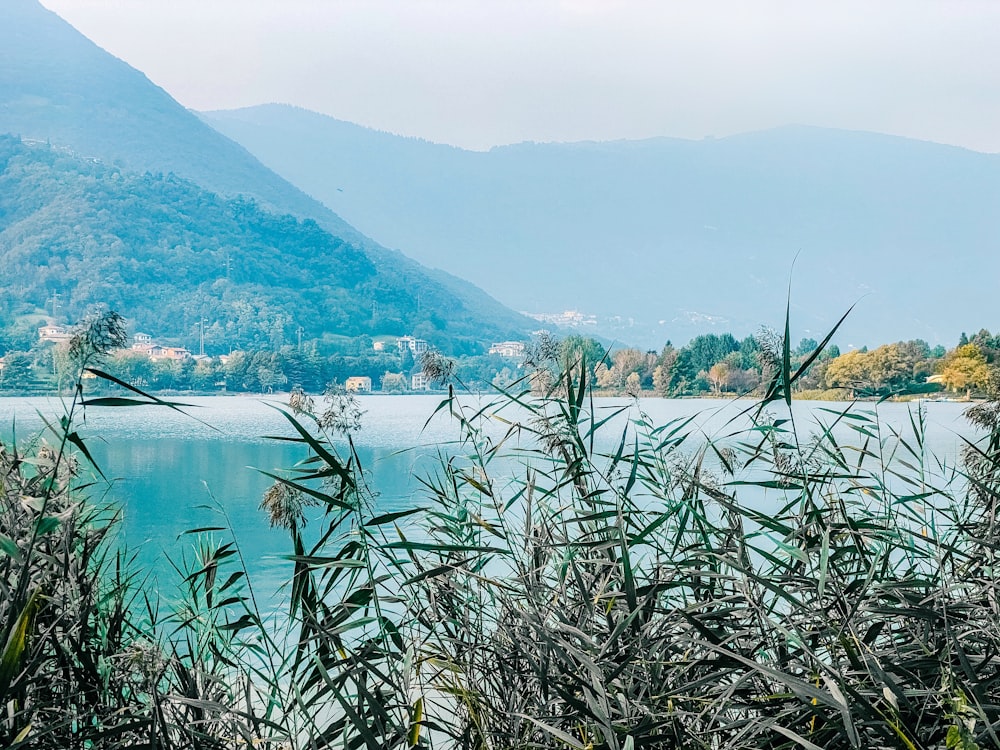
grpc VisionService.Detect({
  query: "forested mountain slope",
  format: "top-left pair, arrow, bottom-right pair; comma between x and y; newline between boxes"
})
0,0 -> 533,347
0,136 -> 528,353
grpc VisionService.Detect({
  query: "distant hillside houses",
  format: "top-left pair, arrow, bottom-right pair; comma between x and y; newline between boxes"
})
345,376 -> 372,392
397,335 -> 428,355
489,341 -> 526,358
38,324 -> 72,343
526,310 -> 598,328
130,333 -> 196,361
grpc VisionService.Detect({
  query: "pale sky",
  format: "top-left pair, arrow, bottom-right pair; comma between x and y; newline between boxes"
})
39,0 -> 1000,152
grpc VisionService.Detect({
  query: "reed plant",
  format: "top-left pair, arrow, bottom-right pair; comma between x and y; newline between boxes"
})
0,310 -> 293,748
244,333 -> 1000,748
5,307 -> 1000,749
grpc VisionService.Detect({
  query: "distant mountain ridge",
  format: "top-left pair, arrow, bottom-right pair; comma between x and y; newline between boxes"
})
201,104 -> 1000,347
0,0 -> 534,348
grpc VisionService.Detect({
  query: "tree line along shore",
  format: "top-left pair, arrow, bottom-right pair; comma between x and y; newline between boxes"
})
3,325 -> 998,400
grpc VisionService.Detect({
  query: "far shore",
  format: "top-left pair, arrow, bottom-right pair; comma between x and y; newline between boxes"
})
0,388 -> 976,404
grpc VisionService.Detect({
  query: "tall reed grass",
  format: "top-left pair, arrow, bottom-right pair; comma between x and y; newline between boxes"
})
2,309 -> 999,749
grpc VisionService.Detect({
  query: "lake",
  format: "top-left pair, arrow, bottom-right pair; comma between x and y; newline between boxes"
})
0,393 -> 980,605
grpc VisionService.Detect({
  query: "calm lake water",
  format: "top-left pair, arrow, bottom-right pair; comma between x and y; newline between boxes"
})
0,394 -> 981,604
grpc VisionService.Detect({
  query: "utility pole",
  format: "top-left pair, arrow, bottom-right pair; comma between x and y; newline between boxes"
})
297,325 -> 304,351
200,318 -> 207,356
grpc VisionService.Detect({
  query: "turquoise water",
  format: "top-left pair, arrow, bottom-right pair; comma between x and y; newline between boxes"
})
0,394 -> 979,605
0,395 -> 461,603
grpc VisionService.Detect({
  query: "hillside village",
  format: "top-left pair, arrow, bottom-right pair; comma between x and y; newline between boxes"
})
0,320 -> 532,394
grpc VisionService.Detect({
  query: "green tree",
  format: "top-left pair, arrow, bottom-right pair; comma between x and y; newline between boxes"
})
380,371 -> 407,393
492,367 -> 516,390
150,359 -> 181,390
686,333 -> 740,374
257,365 -> 287,393
108,350 -> 154,388
223,351 -> 250,391
559,336 -> 606,377
672,334 -> 740,392
653,344 -> 679,396
739,335 -> 764,371
176,357 -> 196,390
795,338 -> 819,357
0,351 -> 33,389
400,349 -> 415,372
192,359 -> 221,391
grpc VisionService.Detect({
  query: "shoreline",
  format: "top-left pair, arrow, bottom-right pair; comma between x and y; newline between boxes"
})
0,389 -> 978,404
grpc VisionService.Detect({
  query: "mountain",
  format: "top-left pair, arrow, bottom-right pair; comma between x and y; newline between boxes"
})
201,104 -> 1000,347
0,0 -> 534,349
0,0 -> 332,224
0,136 -> 530,353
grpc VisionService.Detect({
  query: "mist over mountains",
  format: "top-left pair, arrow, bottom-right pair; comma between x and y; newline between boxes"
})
203,104 -> 1000,348
3,0 -> 996,354
0,0 -> 534,351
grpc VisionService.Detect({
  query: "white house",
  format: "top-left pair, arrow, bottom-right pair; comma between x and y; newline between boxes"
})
397,335 -> 429,355
489,341 -> 526,358
38,325 -> 71,343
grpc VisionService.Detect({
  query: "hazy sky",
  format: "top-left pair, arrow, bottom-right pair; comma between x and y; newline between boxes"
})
40,0 -> 1000,152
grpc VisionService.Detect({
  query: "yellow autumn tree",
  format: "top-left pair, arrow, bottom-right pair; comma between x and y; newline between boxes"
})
937,344 -> 990,395
824,349 -> 868,396
707,362 -> 729,394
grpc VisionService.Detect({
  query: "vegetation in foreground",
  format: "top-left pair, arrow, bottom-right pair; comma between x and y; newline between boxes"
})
2,310 -> 1000,748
